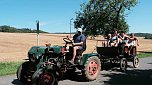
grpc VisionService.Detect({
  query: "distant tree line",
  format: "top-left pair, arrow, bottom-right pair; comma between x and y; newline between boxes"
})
0,25 -> 48,33
134,33 -> 152,39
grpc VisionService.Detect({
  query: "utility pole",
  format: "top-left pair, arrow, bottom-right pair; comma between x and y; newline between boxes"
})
70,18 -> 73,38
36,20 -> 39,46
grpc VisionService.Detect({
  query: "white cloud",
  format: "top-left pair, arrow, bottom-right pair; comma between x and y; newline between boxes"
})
39,22 -> 48,26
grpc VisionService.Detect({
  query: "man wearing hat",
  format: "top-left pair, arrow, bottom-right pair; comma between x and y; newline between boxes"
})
69,28 -> 86,64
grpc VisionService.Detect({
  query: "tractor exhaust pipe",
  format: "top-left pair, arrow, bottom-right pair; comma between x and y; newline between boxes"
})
36,20 -> 39,46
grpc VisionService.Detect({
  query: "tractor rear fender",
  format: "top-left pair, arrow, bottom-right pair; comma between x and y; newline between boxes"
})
80,53 -> 100,66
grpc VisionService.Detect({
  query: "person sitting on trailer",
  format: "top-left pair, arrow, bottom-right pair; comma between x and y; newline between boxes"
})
118,31 -> 127,43
103,33 -> 111,47
109,32 -> 119,47
120,33 -> 139,54
128,33 -> 139,47
127,33 -> 139,54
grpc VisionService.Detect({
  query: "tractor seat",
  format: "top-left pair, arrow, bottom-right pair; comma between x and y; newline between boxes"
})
76,49 -> 84,56
76,44 -> 86,56
69,45 -> 86,56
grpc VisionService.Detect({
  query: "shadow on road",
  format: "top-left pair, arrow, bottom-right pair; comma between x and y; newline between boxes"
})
102,69 -> 152,85
12,79 -> 24,85
101,61 -> 133,71
147,63 -> 152,65
64,62 -> 123,82
62,71 -> 89,82
101,61 -> 152,85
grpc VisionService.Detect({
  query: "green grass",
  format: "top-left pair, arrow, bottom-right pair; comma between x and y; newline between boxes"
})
0,62 -> 22,76
138,52 -> 152,58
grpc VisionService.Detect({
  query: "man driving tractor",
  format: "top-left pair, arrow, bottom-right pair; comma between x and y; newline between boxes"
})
67,28 -> 86,64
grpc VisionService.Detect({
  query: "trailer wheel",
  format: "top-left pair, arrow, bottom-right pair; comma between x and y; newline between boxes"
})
32,69 -> 58,85
133,56 -> 139,68
82,56 -> 101,81
120,58 -> 127,72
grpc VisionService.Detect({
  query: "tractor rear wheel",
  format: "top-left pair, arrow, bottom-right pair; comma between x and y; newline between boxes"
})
82,56 -> 101,81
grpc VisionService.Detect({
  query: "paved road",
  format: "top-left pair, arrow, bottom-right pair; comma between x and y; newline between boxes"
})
0,57 -> 152,85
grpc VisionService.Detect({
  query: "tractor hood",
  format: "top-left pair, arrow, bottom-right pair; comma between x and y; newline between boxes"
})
28,45 -> 63,55
48,45 -> 63,54
28,46 -> 46,54
28,45 -> 63,61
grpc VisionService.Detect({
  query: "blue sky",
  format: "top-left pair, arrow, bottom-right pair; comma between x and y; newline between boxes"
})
0,0 -> 151,33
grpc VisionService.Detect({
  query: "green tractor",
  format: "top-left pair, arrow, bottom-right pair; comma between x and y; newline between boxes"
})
17,38 -> 101,85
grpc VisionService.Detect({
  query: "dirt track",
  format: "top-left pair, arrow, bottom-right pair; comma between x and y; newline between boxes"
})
0,57 -> 152,85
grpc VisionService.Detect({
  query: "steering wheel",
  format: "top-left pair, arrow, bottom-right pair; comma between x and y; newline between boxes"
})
63,38 -> 73,44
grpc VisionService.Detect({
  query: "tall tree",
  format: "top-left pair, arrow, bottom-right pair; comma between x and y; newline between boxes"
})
74,0 -> 138,36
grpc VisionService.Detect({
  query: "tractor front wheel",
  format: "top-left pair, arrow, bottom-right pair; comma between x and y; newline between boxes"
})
17,61 -> 36,84
32,69 -> 58,85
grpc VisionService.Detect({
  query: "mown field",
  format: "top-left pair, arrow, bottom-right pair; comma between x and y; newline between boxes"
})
0,32 -> 152,62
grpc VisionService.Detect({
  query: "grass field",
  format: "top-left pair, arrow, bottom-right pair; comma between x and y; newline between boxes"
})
0,62 -> 22,76
0,32 -> 152,62
138,52 -> 152,58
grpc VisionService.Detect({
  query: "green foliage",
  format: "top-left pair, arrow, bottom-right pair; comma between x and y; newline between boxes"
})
74,0 -> 138,36
0,62 -> 22,76
0,25 -> 48,33
134,33 -> 152,39
145,36 -> 152,39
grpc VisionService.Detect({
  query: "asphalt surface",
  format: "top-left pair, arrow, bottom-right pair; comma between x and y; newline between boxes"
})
0,57 -> 152,85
